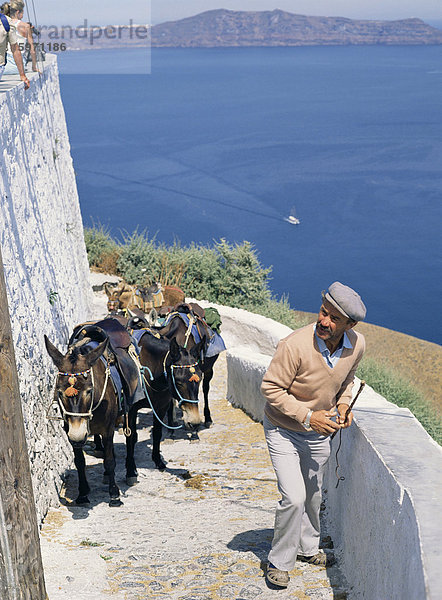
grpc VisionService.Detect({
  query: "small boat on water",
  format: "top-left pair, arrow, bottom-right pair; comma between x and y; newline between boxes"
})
284,206 -> 300,225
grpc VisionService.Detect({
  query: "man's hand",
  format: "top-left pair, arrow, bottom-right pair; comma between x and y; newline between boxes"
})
20,73 -> 30,89
337,404 -> 353,428
309,409 -> 341,436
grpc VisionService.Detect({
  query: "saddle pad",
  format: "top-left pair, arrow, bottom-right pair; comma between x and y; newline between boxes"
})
130,328 -> 147,350
90,342 -> 144,411
151,288 -> 164,308
107,358 -> 144,408
87,346 -> 123,405
177,313 -> 201,345
130,327 -> 161,349
177,313 -> 226,357
206,331 -> 226,358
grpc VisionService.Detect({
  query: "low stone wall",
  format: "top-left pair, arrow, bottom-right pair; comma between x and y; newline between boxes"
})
0,56 -> 94,520
195,300 -> 442,600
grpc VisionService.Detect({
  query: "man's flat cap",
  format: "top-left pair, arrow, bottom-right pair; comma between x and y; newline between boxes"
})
323,282 -> 366,322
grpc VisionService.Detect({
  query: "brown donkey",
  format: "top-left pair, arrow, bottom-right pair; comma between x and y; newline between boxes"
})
45,335 -> 124,507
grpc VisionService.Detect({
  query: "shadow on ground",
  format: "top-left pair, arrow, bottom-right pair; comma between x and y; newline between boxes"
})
227,528 -> 273,561
59,408 -> 198,519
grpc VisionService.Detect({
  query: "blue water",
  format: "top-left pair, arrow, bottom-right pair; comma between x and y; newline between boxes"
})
58,46 -> 442,344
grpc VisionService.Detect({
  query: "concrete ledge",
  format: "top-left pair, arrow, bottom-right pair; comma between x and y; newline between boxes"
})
199,300 -> 442,600
226,349 -> 269,422
325,387 -> 442,600
0,53 -> 56,93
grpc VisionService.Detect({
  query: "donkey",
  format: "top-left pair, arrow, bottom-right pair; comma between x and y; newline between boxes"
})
104,281 -> 185,314
44,334 -> 123,507
126,334 -> 204,484
104,281 -> 143,314
154,309 -> 223,428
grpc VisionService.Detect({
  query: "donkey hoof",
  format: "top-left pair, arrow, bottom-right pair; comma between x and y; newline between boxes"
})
154,460 -> 166,471
126,476 -> 138,486
75,495 -> 90,505
204,420 -> 213,429
109,498 -> 123,507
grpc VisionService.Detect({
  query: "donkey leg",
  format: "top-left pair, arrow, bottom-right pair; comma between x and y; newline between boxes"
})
167,399 -> 178,431
125,408 -> 139,486
102,435 -> 122,507
152,415 -> 166,471
93,434 -> 105,458
73,446 -> 90,504
203,367 -> 214,427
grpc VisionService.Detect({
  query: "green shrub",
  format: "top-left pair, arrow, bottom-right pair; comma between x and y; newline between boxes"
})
84,226 -> 118,268
181,239 -> 273,307
357,358 -> 441,445
116,232 -> 160,284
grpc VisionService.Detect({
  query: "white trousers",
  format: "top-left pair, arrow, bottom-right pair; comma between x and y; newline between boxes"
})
264,414 -> 331,571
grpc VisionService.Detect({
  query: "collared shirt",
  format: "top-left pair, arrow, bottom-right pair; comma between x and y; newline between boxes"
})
0,17 -> 17,67
314,326 -> 353,369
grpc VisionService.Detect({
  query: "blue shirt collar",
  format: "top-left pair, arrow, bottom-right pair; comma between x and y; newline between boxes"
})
314,326 -> 353,367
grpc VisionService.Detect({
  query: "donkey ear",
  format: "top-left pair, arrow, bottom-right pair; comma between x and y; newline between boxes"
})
191,335 -> 206,359
104,283 -> 114,298
44,335 -> 66,370
169,337 -> 181,362
85,338 -> 109,367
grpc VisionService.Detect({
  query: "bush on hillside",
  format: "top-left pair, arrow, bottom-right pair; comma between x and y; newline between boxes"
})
84,226 -> 119,269
85,228 -> 275,308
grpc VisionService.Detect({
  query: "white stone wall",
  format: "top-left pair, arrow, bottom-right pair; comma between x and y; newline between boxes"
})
0,57 -> 94,521
203,300 -> 442,600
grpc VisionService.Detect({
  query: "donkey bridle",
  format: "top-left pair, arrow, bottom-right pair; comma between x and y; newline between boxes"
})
56,365 -> 110,419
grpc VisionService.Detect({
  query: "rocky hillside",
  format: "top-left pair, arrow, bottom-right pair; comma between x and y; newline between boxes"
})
151,9 -> 442,47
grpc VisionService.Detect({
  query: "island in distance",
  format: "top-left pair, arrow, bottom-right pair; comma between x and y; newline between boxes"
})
151,8 -> 442,47
38,9 -> 442,51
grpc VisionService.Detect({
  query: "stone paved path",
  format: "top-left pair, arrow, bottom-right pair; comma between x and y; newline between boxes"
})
40,353 -> 347,599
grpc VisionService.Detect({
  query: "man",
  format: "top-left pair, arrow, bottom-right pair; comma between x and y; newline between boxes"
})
0,11 -> 30,88
261,281 -> 366,588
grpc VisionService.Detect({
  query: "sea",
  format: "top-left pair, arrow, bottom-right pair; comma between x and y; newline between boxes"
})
56,46 -> 442,344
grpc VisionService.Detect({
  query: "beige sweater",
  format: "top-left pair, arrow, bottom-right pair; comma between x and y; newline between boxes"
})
262,323 -> 365,432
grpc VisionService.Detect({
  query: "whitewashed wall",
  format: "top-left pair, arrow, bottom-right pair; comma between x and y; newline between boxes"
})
0,57 -> 94,521
198,300 -> 442,600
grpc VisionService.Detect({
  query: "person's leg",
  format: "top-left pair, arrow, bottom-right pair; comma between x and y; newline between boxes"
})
297,434 -> 332,557
264,416 -> 306,572
3,53 -> 19,75
0,64 -> 5,81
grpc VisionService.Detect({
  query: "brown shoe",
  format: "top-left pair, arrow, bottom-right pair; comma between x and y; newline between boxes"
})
266,563 -> 289,588
297,551 -> 336,567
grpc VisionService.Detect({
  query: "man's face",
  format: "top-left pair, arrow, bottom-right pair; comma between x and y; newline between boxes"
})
316,299 -> 355,345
